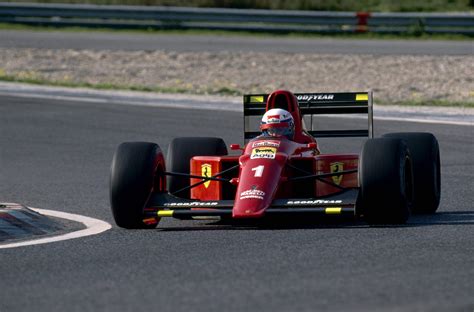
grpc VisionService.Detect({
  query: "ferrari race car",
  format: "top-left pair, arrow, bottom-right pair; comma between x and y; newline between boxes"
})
110,90 -> 441,228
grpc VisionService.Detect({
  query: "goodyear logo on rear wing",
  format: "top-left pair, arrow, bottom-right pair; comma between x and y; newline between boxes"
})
251,147 -> 277,159
297,94 -> 334,101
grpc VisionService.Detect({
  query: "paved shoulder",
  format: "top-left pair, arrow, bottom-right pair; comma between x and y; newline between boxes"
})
0,30 -> 472,55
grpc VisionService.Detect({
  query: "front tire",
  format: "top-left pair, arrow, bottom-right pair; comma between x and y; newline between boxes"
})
110,142 -> 165,229
383,132 -> 440,214
359,138 -> 414,225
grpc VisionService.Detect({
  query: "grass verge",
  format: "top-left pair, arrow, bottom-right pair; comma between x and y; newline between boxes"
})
1,74 -> 472,107
0,74 -> 242,95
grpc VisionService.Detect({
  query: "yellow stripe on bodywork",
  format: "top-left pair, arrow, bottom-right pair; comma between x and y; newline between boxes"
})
355,93 -> 368,101
325,207 -> 342,214
157,210 -> 174,217
250,95 -> 264,103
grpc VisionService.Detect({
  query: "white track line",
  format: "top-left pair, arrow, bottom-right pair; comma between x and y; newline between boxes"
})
321,113 -> 473,126
374,115 -> 472,126
0,82 -> 472,126
0,208 -> 111,249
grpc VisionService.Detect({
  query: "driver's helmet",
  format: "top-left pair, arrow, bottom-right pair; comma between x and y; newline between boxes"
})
260,108 -> 295,140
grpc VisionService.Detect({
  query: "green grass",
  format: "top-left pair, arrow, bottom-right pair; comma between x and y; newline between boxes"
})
0,22 -> 472,41
3,0 -> 474,12
0,73 -> 241,95
0,73 -> 188,93
1,74 -> 471,107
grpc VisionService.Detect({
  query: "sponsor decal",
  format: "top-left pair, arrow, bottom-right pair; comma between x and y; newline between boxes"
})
164,202 -> 218,207
286,199 -> 343,205
266,114 -> 281,123
355,93 -> 368,101
252,141 -> 280,148
330,162 -> 344,185
251,147 -> 277,159
297,94 -> 334,101
240,186 -> 265,200
249,95 -> 264,103
201,163 -> 212,188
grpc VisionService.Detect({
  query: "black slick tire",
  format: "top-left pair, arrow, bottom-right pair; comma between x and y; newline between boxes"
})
166,137 -> 227,198
383,132 -> 440,214
359,138 -> 414,225
110,142 -> 165,229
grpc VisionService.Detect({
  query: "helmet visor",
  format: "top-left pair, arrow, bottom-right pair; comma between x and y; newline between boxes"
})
265,127 -> 291,137
261,122 -> 293,138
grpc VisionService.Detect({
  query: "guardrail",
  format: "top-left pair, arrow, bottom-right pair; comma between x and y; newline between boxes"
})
0,2 -> 473,35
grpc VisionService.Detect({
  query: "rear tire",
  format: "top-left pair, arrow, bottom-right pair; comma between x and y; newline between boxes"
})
359,138 -> 413,225
110,142 -> 165,229
383,132 -> 440,214
167,137 -> 227,198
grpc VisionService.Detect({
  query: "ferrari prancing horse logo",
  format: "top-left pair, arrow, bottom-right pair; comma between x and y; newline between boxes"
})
330,162 -> 344,185
201,164 -> 212,188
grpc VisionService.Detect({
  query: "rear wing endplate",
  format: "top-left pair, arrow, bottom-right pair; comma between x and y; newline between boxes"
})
243,92 -> 373,141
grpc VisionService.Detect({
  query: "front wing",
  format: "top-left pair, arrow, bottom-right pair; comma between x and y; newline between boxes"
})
144,189 -> 359,220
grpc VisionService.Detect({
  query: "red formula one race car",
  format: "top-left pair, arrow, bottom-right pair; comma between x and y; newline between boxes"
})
110,90 -> 441,228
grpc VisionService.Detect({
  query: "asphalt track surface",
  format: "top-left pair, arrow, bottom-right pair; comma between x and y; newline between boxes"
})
1,29 -> 473,55
1,93 -> 473,312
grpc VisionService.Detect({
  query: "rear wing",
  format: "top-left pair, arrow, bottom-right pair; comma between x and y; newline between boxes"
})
243,92 -> 373,141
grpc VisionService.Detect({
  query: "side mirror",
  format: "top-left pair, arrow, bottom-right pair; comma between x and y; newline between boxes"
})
230,144 -> 242,150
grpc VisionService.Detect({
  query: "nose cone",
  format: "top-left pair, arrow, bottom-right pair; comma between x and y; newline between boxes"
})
233,186 -> 269,218
232,154 -> 287,218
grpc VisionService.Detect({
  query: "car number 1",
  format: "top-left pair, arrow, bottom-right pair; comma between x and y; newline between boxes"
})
251,165 -> 264,177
